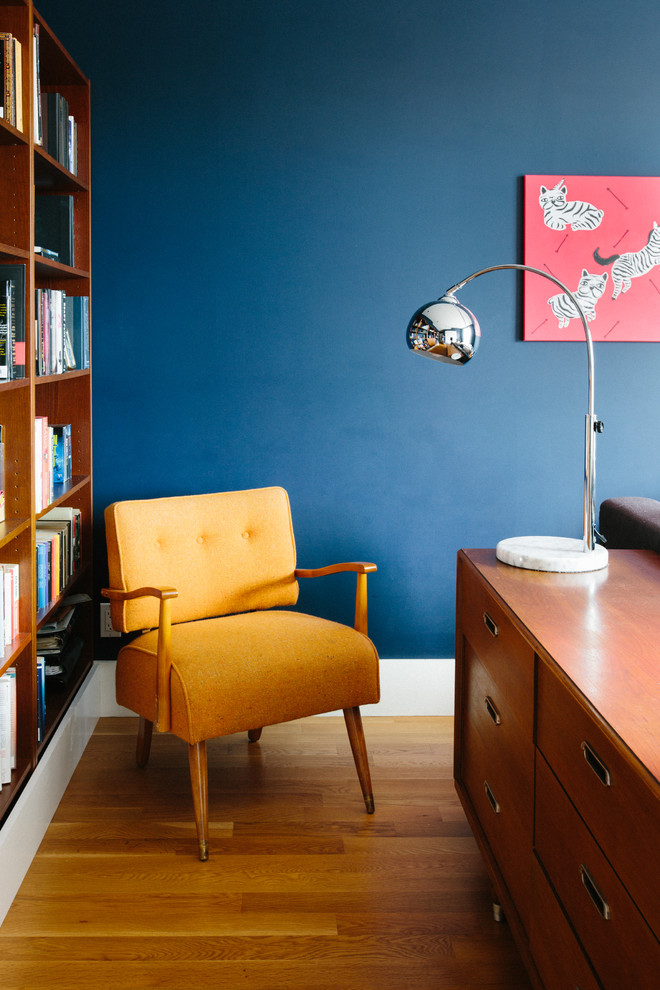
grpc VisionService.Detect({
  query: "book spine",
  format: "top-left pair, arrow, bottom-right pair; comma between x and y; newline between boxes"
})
36,657 -> 45,742
3,564 -> 12,645
33,24 -> 42,145
0,675 -> 11,785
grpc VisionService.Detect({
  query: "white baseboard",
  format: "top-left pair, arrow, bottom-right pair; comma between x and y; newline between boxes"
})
95,656 -> 456,718
0,663 -> 101,926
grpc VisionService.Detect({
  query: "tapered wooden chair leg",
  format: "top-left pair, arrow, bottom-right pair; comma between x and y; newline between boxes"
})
247,727 -> 263,743
343,706 -> 375,813
188,740 -> 209,861
136,716 -> 153,767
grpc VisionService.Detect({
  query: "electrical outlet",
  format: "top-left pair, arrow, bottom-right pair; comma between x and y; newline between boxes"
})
100,602 -> 121,637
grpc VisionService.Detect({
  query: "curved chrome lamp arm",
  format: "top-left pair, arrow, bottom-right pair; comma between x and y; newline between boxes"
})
444,264 -> 599,551
407,262 -> 606,566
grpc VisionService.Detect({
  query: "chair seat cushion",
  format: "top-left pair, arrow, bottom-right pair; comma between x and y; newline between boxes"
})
116,610 -> 380,743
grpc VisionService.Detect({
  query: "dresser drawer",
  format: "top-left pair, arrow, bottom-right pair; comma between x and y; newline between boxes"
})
535,752 -> 660,990
463,640 -> 532,794
460,563 -> 535,738
530,857 -> 602,990
461,697 -> 534,928
537,659 -> 660,932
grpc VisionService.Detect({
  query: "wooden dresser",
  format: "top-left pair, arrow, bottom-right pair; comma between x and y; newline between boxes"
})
455,548 -> 660,990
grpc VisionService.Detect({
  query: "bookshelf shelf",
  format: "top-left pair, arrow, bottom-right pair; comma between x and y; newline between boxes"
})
34,145 -> 88,191
34,256 -> 90,280
0,117 -> 27,144
0,1 -> 92,824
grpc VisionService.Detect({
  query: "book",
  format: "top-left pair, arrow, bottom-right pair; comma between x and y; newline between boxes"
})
3,562 -> 19,645
4,667 -> 16,769
13,36 -> 22,132
36,657 -> 45,742
3,564 -> 14,646
36,538 -> 48,611
2,264 -> 26,379
33,24 -> 41,145
0,673 -> 11,785
34,195 -> 75,268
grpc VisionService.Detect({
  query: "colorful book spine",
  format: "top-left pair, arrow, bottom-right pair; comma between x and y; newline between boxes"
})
36,657 -> 45,743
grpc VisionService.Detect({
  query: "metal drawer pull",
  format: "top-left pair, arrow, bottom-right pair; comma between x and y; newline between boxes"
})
485,695 -> 501,725
483,611 -> 499,638
581,741 -> 612,787
580,865 -> 611,920
484,780 -> 500,814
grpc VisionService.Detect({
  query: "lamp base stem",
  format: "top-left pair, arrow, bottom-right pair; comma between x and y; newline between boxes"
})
496,536 -> 609,573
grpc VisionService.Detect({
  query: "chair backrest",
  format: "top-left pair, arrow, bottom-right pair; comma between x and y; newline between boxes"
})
105,487 -> 299,632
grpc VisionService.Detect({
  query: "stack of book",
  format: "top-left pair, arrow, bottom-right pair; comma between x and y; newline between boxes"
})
35,289 -> 89,375
35,505 -> 81,610
0,265 -> 26,381
0,667 -> 16,787
0,562 -> 19,649
39,91 -> 77,174
0,30 -> 23,131
37,603 -> 83,691
34,419 -> 73,512
33,26 -> 77,174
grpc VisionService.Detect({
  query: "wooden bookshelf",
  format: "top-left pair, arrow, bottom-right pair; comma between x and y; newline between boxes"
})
0,0 -> 92,824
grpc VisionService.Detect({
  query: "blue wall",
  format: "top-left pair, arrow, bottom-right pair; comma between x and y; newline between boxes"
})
38,0 -> 660,659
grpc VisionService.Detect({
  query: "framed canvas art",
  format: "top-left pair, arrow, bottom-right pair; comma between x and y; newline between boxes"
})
523,174 -> 660,341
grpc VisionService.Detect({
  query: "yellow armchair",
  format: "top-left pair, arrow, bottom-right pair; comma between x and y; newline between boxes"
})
102,486 -> 380,860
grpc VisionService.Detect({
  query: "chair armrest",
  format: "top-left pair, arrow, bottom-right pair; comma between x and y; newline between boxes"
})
295,562 -> 377,635
101,586 -> 178,601
101,586 -> 178,733
295,562 -> 377,579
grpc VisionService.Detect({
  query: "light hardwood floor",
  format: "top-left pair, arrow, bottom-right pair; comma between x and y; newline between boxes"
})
0,716 -> 532,989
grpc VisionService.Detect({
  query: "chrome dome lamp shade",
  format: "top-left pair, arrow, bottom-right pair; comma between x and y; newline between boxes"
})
406,294 -> 481,365
406,263 -> 608,574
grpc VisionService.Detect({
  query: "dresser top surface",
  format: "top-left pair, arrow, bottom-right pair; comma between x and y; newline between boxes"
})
460,548 -> 660,786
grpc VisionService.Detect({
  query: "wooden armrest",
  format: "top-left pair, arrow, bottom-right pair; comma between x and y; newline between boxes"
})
101,586 -> 178,601
295,562 -> 377,635
295,562 -> 377,579
101,585 -> 178,734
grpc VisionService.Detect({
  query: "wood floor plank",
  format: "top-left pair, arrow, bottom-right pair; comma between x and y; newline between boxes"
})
0,715 -> 531,990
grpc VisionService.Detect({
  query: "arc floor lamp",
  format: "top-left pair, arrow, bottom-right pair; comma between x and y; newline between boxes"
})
406,263 -> 608,573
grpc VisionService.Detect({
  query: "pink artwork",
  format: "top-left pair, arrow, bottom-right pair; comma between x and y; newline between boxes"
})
523,175 -> 660,341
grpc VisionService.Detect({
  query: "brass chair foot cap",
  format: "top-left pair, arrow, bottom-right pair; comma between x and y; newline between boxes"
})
199,841 -> 209,862
365,796 -> 375,814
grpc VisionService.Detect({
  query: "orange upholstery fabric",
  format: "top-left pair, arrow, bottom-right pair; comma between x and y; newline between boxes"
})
116,610 -> 380,744
105,487 -> 299,632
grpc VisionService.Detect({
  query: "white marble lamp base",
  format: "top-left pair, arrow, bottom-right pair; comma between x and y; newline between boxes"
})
496,536 -> 609,573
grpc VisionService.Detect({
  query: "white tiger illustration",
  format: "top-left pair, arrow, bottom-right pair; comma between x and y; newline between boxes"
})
548,270 -> 608,329
539,180 -> 604,231
593,221 -> 660,299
